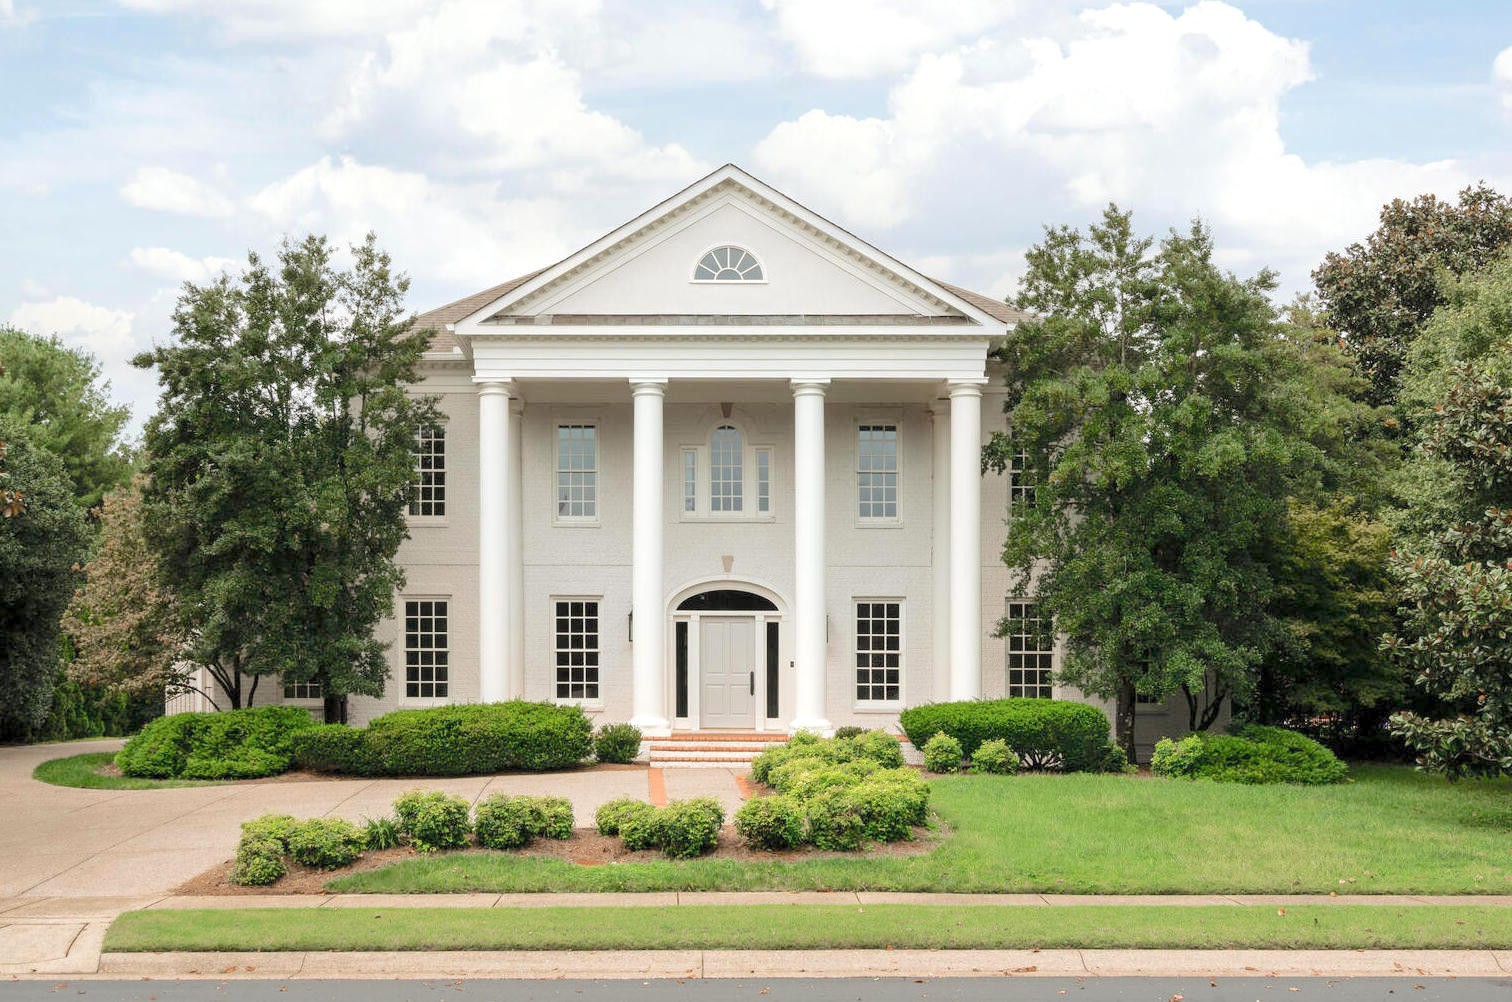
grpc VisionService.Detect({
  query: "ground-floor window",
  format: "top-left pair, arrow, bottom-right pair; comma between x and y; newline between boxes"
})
1005,600 -> 1053,698
554,598 -> 600,701
282,679 -> 322,700
404,599 -> 449,698
855,600 -> 902,703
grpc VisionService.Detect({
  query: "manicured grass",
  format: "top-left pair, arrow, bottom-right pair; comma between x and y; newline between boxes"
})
332,765 -> 1512,895
32,752 -> 224,790
104,904 -> 1512,953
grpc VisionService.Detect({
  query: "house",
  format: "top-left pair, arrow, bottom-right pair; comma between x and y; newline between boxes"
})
172,164 -> 1206,759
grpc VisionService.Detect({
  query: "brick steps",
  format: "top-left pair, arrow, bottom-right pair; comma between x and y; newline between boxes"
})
645,731 -> 787,768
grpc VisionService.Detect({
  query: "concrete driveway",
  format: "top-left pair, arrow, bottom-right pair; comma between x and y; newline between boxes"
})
0,738 -> 745,899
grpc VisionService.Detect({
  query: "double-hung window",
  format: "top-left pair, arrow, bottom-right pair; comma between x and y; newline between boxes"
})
408,424 -> 446,517
1004,600 -> 1053,698
855,600 -> 903,704
554,599 -> 600,701
282,679 -> 322,700
404,599 -> 449,698
1008,450 -> 1035,514
857,424 -> 898,520
556,424 -> 598,521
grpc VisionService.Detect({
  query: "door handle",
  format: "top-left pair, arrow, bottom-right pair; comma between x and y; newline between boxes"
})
749,672 -> 755,696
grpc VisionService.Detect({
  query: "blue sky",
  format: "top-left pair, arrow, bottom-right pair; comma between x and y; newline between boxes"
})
3,1 -> 1511,432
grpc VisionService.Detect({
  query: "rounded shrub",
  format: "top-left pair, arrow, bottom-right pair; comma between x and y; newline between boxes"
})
805,790 -> 865,851
922,732 -> 963,773
846,779 -> 919,842
595,797 -> 656,836
393,790 -> 473,852
475,794 -> 543,849
1151,727 -> 1348,784
363,702 -> 594,776
286,818 -> 365,869
240,813 -> 297,847
772,759 -> 879,798
231,835 -> 287,886
658,797 -> 725,859
593,723 -> 642,765
968,737 -> 1019,775
733,795 -> 806,850
899,699 -> 1112,771
534,796 -> 574,840
618,806 -> 664,851
1151,735 -> 1203,777
832,726 -> 866,740
116,706 -> 317,780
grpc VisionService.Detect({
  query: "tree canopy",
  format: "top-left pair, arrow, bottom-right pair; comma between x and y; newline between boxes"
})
986,207 -> 1374,754
133,233 -> 436,712
1313,183 -> 1512,409
0,326 -> 132,510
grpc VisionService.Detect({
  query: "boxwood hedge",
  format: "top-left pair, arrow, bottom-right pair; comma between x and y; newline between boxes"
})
899,698 -> 1113,772
1151,724 -> 1348,785
290,701 -> 593,776
116,705 -> 317,780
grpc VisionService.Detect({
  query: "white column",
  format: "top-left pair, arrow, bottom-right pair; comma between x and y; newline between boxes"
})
948,379 -> 985,701
506,397 -> 525,699
476,379 -> 512,704
630,378 -> 669,732
791,378 -> 831,733
930,397 -> 952,703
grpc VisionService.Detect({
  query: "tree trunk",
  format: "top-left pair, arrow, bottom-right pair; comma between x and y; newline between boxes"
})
322,694 -> 348,725
1115,678 -> 1137,760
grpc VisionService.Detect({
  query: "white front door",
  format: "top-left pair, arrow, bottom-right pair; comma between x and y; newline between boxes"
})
699,617 -> 756,729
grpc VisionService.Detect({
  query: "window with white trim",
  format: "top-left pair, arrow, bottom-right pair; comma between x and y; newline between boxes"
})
408,424 -> 445,517
1005,600 -> 1053,698
710,425 -> 743,512
756,448 -> 771,513
682,449 -> 697,513
694,245 -> 763,281
1008,450 -> 1035,513
404,599 -> 449,698
855,600 -> 902,703
554,599 -> 600,701
857,424 -> 898,519
282,679 -> 322,700
556,424 -> 597,520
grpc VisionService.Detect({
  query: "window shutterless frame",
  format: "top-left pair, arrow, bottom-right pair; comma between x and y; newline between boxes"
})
1004,599 -> 1053,698
403,597 -> 450,700
552,596 -> 602,705
407,423 -> 447,520
855,414 -> 903,526
853,598 -> 904,709
553,420 -> 600,525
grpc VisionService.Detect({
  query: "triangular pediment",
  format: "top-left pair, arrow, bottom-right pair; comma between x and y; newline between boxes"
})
447,165 -> 1015,334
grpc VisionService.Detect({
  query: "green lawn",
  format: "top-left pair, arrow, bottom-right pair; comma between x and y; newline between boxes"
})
32,752 -> 225,790
332,765 -> 1512,895
104,904 -> 1512,953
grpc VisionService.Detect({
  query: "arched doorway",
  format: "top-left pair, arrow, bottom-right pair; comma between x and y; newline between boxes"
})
671,584 -> 784,730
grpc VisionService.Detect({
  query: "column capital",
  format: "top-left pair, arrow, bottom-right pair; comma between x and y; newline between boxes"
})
473,378 -> 514,396
790,378 -> 831,396
629,377 -> 669,397
947,378 -> 989,398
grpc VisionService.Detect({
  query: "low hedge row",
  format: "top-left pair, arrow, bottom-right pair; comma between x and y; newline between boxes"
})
116,706 -> 317,780
898,698 -> 1117,772
232,789 -> 579,885
1151,724 -> 1349,785
737,731 -> 930,852
594,796 -> 727,858
289,702 -> 597,776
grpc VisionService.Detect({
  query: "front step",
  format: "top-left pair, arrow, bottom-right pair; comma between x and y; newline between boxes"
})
645,731 -> 787,768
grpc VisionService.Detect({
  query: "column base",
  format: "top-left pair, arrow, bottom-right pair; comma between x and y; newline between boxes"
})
788,717 -> 833,737
630,715 -> 671,737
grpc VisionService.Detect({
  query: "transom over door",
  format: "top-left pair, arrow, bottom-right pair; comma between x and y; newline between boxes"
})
699,617 -> 756,729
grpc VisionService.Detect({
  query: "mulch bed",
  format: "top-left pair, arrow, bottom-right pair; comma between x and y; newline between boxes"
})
173,824 -> 941,896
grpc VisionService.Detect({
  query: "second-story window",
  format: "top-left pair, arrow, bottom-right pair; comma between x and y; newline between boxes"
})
408,424 -> 446,517
556,424 -> 598,520
710,425 -> 743,512
857,424 -> 898,519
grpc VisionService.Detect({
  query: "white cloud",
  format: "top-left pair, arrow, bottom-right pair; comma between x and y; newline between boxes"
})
117,0 -> 432,40
1495,46 -> 1512,121
247,156 -> 584,290
128,247 -> 239,285
761,0 -> 1051,79
755,1 -> 1510,296
120,167 -> 235,218
0,0 -> 35,28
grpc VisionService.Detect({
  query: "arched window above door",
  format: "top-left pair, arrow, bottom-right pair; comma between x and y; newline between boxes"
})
676,588 -> 778,612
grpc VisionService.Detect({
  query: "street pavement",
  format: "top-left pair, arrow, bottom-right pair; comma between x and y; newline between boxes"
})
1,979 -> 1510,1000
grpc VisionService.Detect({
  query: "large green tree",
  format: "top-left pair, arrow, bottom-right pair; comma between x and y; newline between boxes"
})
0,417 -> 92,739
1384,256 -> 1512,778
133,234 -> 436,716
0,327 -> 132,510
1313,183 -> 1512,409
985,207 -> 1370,755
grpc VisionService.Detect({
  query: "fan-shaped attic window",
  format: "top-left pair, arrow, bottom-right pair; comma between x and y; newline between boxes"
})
695,245 -> 764,281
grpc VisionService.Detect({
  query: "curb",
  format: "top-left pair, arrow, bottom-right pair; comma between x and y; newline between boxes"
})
52,948 -> 1512,980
